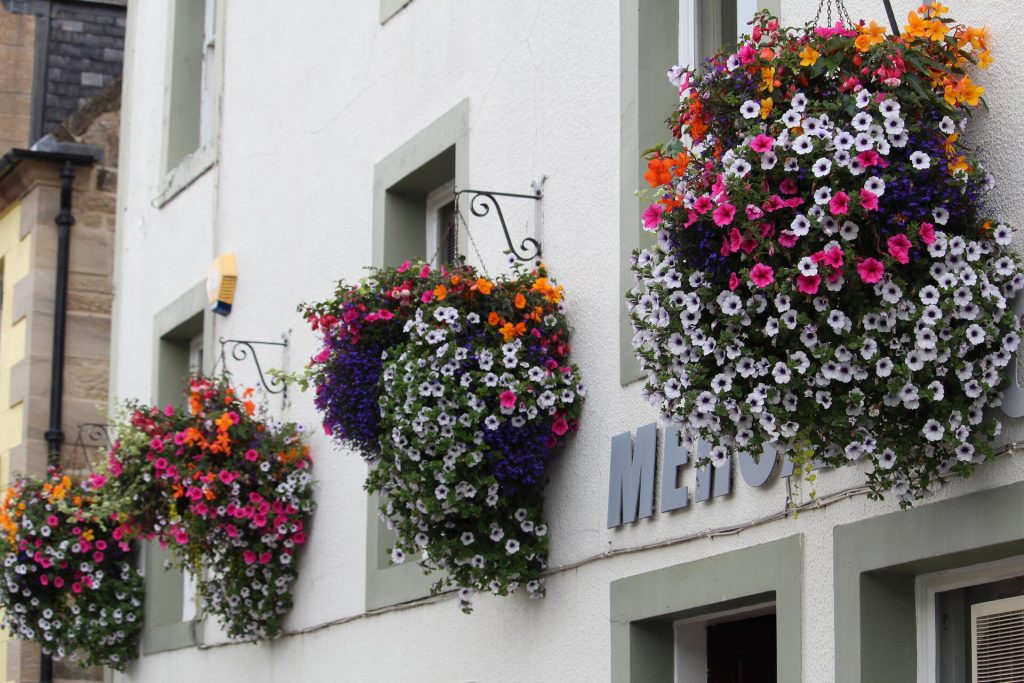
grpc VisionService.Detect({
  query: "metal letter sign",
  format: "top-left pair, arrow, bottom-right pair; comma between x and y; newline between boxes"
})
606,423 -> 657,528
660,426 -> 689,513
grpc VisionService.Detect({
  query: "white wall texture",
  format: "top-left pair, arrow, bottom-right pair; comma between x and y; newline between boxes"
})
109,1 -> 1024,681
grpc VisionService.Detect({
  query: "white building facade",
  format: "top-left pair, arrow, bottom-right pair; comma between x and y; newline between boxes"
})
109,1 -> 1024,681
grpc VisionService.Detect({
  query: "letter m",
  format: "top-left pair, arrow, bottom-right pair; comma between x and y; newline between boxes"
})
607,423 -> 657,528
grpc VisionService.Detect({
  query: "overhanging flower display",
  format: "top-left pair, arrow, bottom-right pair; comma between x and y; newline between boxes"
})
301,261 -> 583,609
628,5 -> 1024,505
103,374 -> 315,639
0,469 -> 143,670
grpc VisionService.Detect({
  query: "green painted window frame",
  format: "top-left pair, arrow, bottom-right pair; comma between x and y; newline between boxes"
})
833,481 -> 1024,683
610,534 -> 802,682
156,0 -> 225,207
142,281 -> 214,654
366,100 -> 469,610
618,0 -> 780,385
379,0 -> 414,24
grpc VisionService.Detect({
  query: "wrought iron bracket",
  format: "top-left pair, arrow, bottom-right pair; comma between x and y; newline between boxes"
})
218,336 -> 288,396
456,182 -> 544,262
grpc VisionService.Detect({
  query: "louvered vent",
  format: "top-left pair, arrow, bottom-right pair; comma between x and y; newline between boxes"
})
972,595 -> 1024,683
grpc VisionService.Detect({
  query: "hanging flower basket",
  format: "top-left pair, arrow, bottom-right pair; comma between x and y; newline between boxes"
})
104,374 -> 315,639
0,469 -> 143,670
628,5 -> 1024,505
301,261 -> 583,609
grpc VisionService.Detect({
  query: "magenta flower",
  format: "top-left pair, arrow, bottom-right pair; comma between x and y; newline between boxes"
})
829,192 -> 850,216
243,550 -> 257,564
499,390 -> 517,409
693,195 -> 713,214
551,416 -> 569,436
749,263 -> 775,287
712,203 -> 737,226
641,203 -> 665,231
887,234 -> 912,264
418,264 -> 431,278
750,134 -> 775,154
859,189 -> 879,211
729,272 -> 740,291
919,222 -> 936,245
797,274 -> 821,294
857,258 -> 885,283
396,260 -> 411,273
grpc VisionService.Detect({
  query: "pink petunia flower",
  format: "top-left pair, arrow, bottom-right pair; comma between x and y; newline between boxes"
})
797,274 -> 821,295
396,260 -> 411,273
745,204 -> 765,221
859,189 -> 879,211
779,178 -> 798,195
822,246 -> 844,269
499,390 -> 517,409
737,44 -> 758,64
919,222 -> 936,245
829,192 -> 850,216
729,272 -> 740,291
749,263 -> 775,287
857,258 -> 885,283
712,203 -> 737,226
243,550 -> 257,564
778,231 -> 799,248
418,264 -> 431,278
641,203 -> 665,230
551,416 -> 569,436
750,134 -> 776,154
693,195 -> 713,214
887,234 -> 912,264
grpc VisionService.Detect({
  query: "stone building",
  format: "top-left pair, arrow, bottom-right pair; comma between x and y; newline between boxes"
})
0,0 -> 125,148
0,79 -> 119,683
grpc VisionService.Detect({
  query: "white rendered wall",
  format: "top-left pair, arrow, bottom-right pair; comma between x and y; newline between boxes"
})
110,1 -> 1024,681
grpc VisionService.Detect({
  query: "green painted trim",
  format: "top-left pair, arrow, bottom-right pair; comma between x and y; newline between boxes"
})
142,281 -> 213,654
365,491 -> 437,610
160,0 -> 205,175
619,0 -> 678,386
372,99 -> 469,269
833,481 -> 1024,683
379,0 -> 413,24
610,534 -> 803,682
366,101 -> 468,609
141,542 -> 195,655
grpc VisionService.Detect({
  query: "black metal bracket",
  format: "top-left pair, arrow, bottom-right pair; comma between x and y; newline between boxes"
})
455,186 -> 543,262
218,337 -> 288,395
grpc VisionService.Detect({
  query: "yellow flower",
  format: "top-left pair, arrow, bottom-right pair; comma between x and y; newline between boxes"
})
760,97 -> 774,120
978,50 -> 993,70
925,2 -> 949,16
759,66 -> 776,93
799,45 -> 820,67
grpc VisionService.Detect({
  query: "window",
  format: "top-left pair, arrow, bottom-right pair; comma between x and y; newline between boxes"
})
916,557 -> 1024,683
832,481 -> 1024,683
425,180 -> 458,268
619,0 -> 779,384
676,604 -> 777,682
610,535 -> 802,681
159,0 -> 223,205
368,100 -> 468,609
144,282 -> 213,653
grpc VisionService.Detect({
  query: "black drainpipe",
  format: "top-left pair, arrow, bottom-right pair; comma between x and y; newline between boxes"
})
39,160 -> 76,683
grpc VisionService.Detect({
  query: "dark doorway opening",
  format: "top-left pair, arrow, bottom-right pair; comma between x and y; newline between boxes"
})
706,613 -> 777,683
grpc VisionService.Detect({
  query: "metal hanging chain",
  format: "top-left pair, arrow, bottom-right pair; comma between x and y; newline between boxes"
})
453,195 -> 492,279
814,0 -> 854,28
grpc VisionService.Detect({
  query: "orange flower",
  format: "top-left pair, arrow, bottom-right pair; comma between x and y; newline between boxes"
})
644,157 -> 675,187
759,66 -> 776,92
531,277 -> 564,304
944,132 -> 958,157
498,322 -> 517,342
948,156 -> 971,174
172,483 -> 184,499
433,284 -> 448,301
798,45 -> 820,67
760,97 -> 774,120
475,278 -> 493,295
242,387 -> 255,399
215,411 -> 233,432
514,293 -> 526,309
944,76 -> 984,107
487,311 -> 500,326
977,50 -> 993,70
450,275 -> 461,286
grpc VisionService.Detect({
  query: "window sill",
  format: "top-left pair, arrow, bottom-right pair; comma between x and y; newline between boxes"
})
155,143 -> 218,208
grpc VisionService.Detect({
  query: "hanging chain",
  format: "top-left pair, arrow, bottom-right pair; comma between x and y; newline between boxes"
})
453,195 -> 492,279
814,0 -> 854,28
